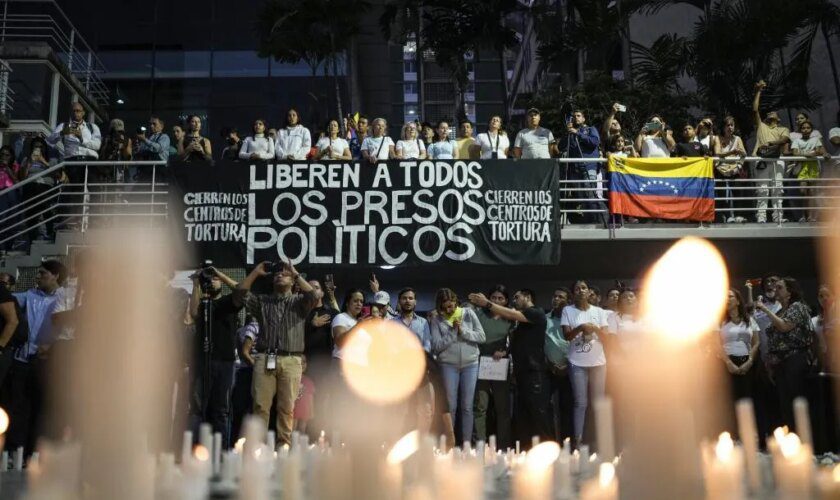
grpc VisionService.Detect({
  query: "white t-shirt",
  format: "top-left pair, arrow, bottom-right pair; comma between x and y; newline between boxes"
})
640,136 -> 671,157
791,135 -> 823,155
720,318 -> 759,357
239,135 -> 275,160
789,129 -> 822,143
828,127 -> 840,154
560,305 -> 609,367
396,139 -> 425,159
331,312 -> 358,360
475,132 -> 510,159
361,136 -> 394,160
606,311 -> 643,351
315,137 -> 350,159
753,299 -> 782,360
275,125 -> 312,160
514,127 -> 554,159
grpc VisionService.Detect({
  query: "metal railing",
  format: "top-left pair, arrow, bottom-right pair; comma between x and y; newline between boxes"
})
0,0 -> 109,106
0,58 -> 15,115
0,161 -> 168,247
554,156 -> 840,227
1,156 -> 838,249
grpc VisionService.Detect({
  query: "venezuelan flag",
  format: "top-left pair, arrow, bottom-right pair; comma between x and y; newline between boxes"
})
608,156 -> 715,221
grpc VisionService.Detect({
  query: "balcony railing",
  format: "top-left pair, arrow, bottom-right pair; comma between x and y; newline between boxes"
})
1,157 -> 838,249
0,0 -> 109,107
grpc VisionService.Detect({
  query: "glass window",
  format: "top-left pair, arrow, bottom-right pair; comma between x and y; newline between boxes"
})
154,51 -> 211,78
404,82 -> 418,95
100,51 -> 153,79
213,51 -> 269,78
404,60 -> 417,74
7,63 -> 52,122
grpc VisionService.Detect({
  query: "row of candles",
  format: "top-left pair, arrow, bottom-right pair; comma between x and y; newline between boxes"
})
4,399 -> 838,499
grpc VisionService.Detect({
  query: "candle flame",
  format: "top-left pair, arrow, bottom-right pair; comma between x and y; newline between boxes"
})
194,445 -> 210,462
340,320 -> 426,404
0,407 -> 8,435
525,441 -> 560,470
779,433 -> 802,458
640,237 -> 728,342
387,430 -> 420,465
832,464 -> 840,482
255,447 -> 263,458
589,452 -> 598,463
234,438 -> 245,453
599,462 -> 616,487
715,432 -> 734,462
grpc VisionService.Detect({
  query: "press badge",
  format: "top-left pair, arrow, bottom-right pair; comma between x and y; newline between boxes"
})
266,353 -> 277,371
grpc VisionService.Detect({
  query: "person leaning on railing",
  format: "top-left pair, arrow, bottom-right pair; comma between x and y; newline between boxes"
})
361,118 -> 396,164
395,121 -> 427,160
17,137 -> 62,241
315,119 -> 352,160
714,116 -> 748,223
634,114 -> 675,158
790,120 -> 828,223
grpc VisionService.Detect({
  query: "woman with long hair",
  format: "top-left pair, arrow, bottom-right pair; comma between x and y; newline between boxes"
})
473,284 -> 513,449
395,121 -> 426,160
275,108 -> 312,161
315,119 -> 351,160
714,116 -> 748,223
719,289 -> 760,402
331,288 -> 365,361
239,119 -> 275,160
561,279 -> 609,446
429,288 -> 485,445
756,277 -> 815,429
178,115 -> 212,162
426,120 -> 457,159
474,115 -> 510,159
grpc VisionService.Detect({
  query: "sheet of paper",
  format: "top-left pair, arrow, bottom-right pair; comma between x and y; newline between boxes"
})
478,356 -> 509,381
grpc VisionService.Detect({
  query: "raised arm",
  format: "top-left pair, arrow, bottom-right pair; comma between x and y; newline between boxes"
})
467,293 -> 528,323
752,81 -> 766,127
234,262 -> 270,308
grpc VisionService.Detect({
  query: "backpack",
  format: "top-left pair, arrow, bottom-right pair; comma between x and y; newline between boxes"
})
545,316 -> 569,369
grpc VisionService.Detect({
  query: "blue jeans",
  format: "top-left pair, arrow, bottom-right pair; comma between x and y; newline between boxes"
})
569,363 -> 607,441
440,362 -> 479,444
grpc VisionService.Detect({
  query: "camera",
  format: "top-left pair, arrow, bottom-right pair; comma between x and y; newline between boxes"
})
136,126 -> 147,135
193,260 -> 216,293
616,104 -> 627,113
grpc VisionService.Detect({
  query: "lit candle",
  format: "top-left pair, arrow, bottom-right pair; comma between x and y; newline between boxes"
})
735,399 -> 760,494
181,430 -> 193,464
770,429 -> 813,499
13,447 -> 23,471
701,432 -> 745,499
0,406 -> 8,453
554,447 -> 573,499
816,464 -> 840,499
513,441 -> 560,500
594,397 -> 615,462
385,430 -> 420,499
793,397 -> 813,448
580,462 -> 619,500
212,432 -> 222,476
620,237 -> 729,500
198,423 -> 212,454
1,450 -> 7,472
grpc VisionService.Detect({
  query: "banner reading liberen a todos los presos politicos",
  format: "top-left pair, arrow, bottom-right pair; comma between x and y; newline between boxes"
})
168,159 -> 561,267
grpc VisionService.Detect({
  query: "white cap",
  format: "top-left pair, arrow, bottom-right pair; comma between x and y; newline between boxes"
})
373,291 -> 390,306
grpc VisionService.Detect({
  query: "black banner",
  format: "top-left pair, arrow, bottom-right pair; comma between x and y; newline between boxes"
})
169,160 -> 561,267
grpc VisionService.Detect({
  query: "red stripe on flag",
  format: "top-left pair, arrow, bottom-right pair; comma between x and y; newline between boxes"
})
609,192 -> 715,221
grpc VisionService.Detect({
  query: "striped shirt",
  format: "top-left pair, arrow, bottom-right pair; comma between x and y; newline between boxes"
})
238,290 -> 316,353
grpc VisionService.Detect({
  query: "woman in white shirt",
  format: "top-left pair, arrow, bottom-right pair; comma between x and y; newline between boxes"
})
395,122 -> 426,159
719,289 -> 760,402
361,118 -> 395,164
475,115 -> 510,159
634,114 -> 675,158
560,279 -> 609,446
275,108 -> 312,161
239,119 -> 275,160
331,288 -> 365,361
714,116 -> 748,223
316,119 -> 351,160
426,120 -> 458,159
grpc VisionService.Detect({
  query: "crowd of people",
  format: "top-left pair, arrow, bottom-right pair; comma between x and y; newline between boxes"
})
2,81 -> 840,246
0,259 -> 836,461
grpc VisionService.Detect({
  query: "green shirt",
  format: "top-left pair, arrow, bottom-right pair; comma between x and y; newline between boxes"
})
475,308 -> 511,355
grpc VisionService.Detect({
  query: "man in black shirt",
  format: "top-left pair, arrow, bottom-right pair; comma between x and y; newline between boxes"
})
189,266 -> 242,448
673,123 -> 709,157
469,288 -> 553,448
0,276 -> 19,386
303,278 -> 338,437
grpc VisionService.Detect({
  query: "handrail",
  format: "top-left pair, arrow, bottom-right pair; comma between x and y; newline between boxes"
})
0,160 -> 167,197
552,155 -> 840,163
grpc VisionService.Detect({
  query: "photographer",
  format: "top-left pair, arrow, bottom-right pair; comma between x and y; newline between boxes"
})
46,102 -> 102,161
99,119 -> 133,186
564,110 -> 605,225
134,116 -> 171,162
188,264 -> 242,449
220,127 -> 242,161
234,260 -> 316,447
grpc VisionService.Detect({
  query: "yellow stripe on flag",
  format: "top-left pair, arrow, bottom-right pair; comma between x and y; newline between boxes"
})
608,156 -> 714,179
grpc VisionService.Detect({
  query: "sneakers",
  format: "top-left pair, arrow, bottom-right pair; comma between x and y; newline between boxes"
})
726,216 -> 746,223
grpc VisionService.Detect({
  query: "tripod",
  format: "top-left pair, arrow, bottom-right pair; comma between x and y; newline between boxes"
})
199,293 -> 214,423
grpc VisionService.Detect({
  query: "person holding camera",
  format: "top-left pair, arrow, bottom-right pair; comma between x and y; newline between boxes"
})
474,115 -> 510,159
46,102 -> 102,161
234,259 -> 316,447
99,119 -> 133,185
751,80 -> 790,224
134,116 -> 171,163
188,265 -> 242,449
565,110 -> 605,224
178,115 -> 213,162
220,127 -> 243,161
634,114 -> 675,158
